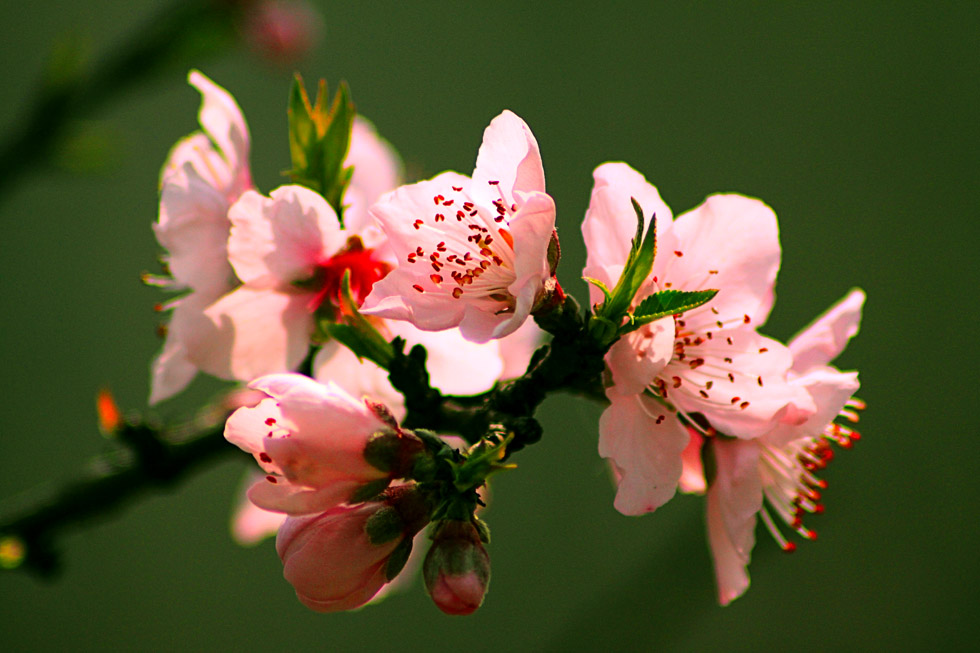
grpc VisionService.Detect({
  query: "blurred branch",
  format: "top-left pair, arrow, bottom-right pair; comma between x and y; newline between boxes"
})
0,0 -> 245,201
0,411 -> 247,578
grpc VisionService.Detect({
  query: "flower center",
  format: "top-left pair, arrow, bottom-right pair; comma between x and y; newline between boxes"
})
307,236 -> 391,315
405,181 -> 518,304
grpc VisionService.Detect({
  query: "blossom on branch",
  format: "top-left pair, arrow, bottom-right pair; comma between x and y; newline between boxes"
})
583,163 -> 815,516
361,110 -> 560,343
149,82 -> 401,398
150,71 -> 253,404
224,374 -> 413,514
698,289 -> 865,604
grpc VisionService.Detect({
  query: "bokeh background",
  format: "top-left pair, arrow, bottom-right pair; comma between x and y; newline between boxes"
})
1,1 -> 977,650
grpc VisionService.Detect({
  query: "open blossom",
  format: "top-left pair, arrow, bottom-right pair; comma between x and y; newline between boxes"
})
150,91 -> 401,400
224,374 -> 403,514
150,70 -> 252,404
584,162 -> 815,516
698,289 -> 864,604
185,184 -> 391,381
361,110 -> 559,343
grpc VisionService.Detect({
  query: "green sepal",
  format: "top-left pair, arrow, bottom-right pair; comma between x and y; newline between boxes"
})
454,432 -> 513,492
349,477 -> 392,504
620,289 -> 719,335
362,428 -> 401,473
322,270 -> 394,369
582,276 -> 613,303
286,75 -> 355,225
590,198 -> 658,346
385,537 -> 413,581
472,516 -> 491,544
365,505 -> 404,545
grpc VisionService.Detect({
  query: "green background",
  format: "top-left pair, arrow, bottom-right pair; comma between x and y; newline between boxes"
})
1,1 -> 977,650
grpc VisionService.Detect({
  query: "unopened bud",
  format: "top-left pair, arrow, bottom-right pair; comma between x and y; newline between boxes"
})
423,520 -> 491,616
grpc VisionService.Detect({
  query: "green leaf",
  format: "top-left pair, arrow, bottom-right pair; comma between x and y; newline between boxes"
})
620,289 -> 718,335
582,276 -> 613,303
286,76 -> 356,225
589,198 -> 659,348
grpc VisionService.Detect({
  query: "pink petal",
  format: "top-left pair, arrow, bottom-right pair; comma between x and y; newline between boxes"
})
605,315 -> 676,397
231,472 -> 287,545
343,117 -> 403,233
227,185 -> 344,286
155,163 -> 235,295
599,393 -> 690,515
149,291 -> 222,404
471,110 -> 545,207
497,320 -> 546,380
766,368 -> 859,449
582,162 -> 673,307
788,288 -> 865,371
655,194 -> 780,326
188,70 -> 251,195
669,330 -> 816,438
192,286 -> 313,381
247,476 -> 362,515
386,322 -> 504,396
312,342 -> 407,420
706,483 -> 751,606
678,429 -> 706,494
710,438 -> 762,560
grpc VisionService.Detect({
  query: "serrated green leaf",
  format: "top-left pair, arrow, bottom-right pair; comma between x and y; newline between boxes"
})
619,289 -> 718,335
593,198 -> 658,330
582,276 -> 613,303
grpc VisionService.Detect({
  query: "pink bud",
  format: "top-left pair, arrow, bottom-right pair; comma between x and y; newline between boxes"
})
423,521 -> 490,616
276,502 -> 402,612
241,0 -> 323,64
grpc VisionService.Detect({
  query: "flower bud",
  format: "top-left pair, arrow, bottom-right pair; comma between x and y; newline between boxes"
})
423,520 -> 491,616
276,485 -> 430,613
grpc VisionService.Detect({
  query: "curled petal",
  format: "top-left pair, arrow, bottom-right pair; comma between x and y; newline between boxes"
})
471,110 -> 546,206
188,70 -> 251,195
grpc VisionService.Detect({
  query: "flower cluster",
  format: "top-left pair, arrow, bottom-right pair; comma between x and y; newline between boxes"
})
150,72 -> 864,613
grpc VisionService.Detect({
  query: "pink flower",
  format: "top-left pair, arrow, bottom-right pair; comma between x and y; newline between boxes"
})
150,70 -> 253,404
187,184 -> 391,381
584,163 -> 815,516
275,501 -> 406,612
151,101 -> 401,399
701,289 -> 864,604
361,110 -> 559,343
224,373 -> 398,514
